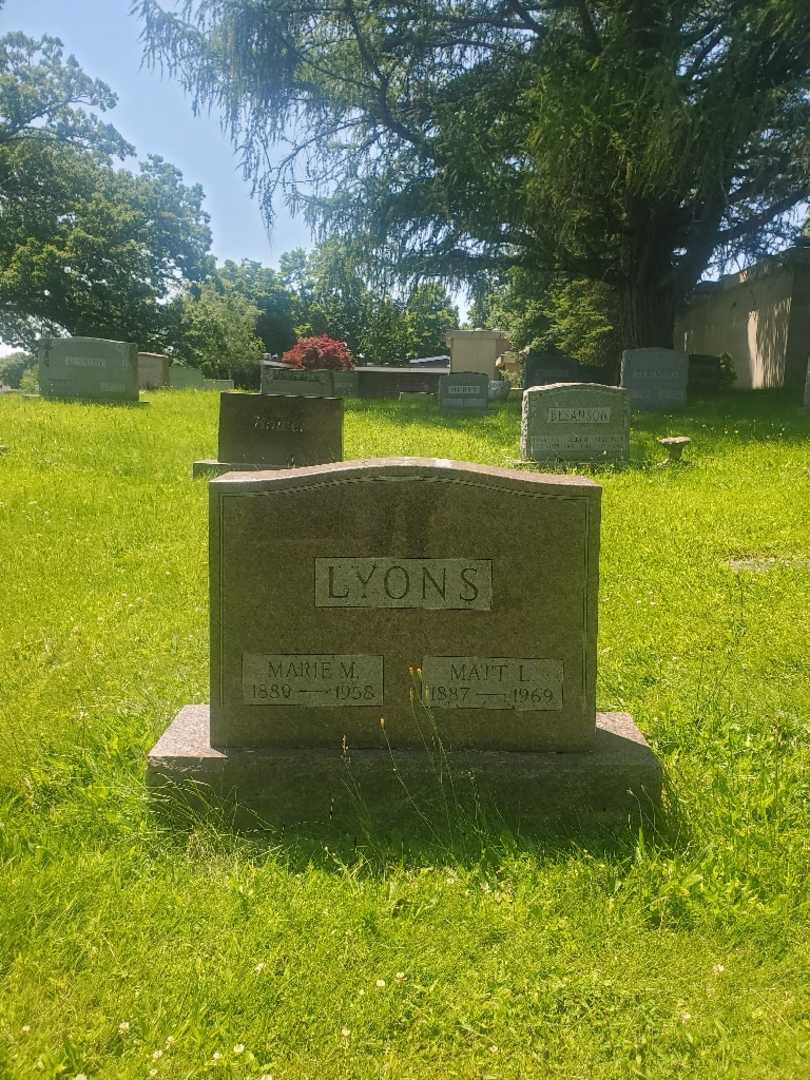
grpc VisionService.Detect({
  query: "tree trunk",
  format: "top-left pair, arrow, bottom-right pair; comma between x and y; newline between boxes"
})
619,276 -> 676,350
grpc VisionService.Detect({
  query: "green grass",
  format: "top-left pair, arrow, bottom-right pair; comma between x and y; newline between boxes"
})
1,388 -> 809,1078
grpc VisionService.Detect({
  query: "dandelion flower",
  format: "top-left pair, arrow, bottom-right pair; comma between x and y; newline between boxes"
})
233,1044 -> 245,1055
375,978 -> 386,989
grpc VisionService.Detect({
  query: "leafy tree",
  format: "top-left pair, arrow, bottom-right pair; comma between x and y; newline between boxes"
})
139,0 -> 810,350
217,259 -> 297,354
0,24 -> 213,349
176,283 -> 264,387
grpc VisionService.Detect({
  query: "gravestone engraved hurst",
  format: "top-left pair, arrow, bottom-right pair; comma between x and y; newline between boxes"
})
39,337 -> 139,402
520,383 -> 630,464
621,348 -> 688,410
193,392 -> 342,477
149,459 -> 661,822
438,372 -> 490,414
261,365 -> 335,397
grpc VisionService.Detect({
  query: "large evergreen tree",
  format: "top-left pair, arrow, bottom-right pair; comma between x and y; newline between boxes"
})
139,0 -> 810,349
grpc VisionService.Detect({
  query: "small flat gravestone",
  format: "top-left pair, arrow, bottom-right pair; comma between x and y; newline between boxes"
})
149,458 -> 660,824
331,370 -> 360,397
39,337 -> 139,403
203,378 -> 235,391
621,348 -> 688,410
438,372 -> 490,414
193,392 -> 343,478
261,364 -> 335,397
520,383 -> 630,464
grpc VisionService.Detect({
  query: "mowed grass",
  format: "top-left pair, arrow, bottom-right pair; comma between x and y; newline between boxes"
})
0,388 -> 809,1078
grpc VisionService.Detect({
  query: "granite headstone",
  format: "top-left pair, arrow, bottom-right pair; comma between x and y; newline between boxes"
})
137,352 -> 170,389
169,365 -> 205,389
621,348 -> 688,410
193,392 -> 343,477
520,383 -> 630,464
438,372 -> 490,414
149,459 -> 660,822
39,337 -> 139,402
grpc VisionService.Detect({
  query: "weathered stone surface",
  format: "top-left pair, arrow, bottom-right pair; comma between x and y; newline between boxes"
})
216,392 -> 343,468
331,370 -> 360,397
203,378 -> 235,391
621,348 -> 688,410
147,705 -> 661,825
520,383 -> 630,464
169,365 -> 205,389
438,372 -> 490,414
39,337 -> 139,402
260,365 -> 335,396
356,365 -> 447,398
137,352 -> 170,389
207,458 -> 601,752
804,358 -> 810,406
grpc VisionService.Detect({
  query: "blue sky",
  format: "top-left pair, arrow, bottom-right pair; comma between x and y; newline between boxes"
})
2,0 -> 313,265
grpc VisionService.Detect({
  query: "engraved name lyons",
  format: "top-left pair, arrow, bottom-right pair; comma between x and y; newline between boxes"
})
315,557 -> 493,610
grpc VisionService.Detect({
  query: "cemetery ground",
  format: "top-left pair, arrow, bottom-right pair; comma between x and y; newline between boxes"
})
1,389 -> 809,1079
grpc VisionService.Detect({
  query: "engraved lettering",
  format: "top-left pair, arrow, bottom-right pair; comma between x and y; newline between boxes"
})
384,565 -> 409,600
421,566 -> 447,601
459,566 -> 479,602
422,656 -> 563,711
315,558 -> 492,610
355,564 -> 377,597
328,565 -> 349,599
243,653 -> 383,707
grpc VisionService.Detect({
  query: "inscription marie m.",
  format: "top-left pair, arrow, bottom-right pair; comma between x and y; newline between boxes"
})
315,557 -> 493,610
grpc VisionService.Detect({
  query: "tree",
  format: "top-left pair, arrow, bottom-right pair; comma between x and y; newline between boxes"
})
0,25 -> 213,349
176,284 -> 264,387
216,259 -> 297,354
139,0 -> 810,350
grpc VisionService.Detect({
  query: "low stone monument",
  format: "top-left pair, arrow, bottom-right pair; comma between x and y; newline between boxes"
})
261,364 -> 335,397
193,392 -> 343,478
203,377 -> 235,391
331,370 -> 360,397
520,383 -> 630,464
39,337 -> 139,402
803,358 -> 810,406
621,348 -> 688,410
168,364 -> 205,389
438,372 -> 490,414
137,352 -> 170,389
149,458 -> 660,824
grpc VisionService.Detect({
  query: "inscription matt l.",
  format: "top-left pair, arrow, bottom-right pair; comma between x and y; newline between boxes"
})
421,656 -> 563,710
315,557 -> 493,610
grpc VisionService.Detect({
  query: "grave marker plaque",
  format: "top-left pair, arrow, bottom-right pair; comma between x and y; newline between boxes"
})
39,337 -> 139,402
520,383 -> 630,463
438,372 -> 490,414
621,348 -> 688,409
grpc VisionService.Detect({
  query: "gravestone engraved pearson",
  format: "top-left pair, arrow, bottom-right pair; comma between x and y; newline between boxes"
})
621,348 -> 688,409
520,383 -> 630,464
261,364 -> 335,397
149,458 -> 660,821
193,392 -> 342,477
438,372 -> 490,414
39,337 -> 139,402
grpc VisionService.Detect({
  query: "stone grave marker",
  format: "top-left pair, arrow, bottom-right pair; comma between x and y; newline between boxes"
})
149,458 -> 660,822
193,392 -> 342,478
203,377 -> 235,391
169,365 -> 205,389
621,348 -> 688,410
438,371 -> 490,414
261,364 -> 335,397
803,357 -> 810,406
331,370 -> 360,397
39,337 -> 139,402
520,383 -> 630,464
137,352 -> 170,389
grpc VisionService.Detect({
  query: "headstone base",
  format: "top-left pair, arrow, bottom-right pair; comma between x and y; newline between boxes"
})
192,459 -> 277,478
147,705 -> 661,826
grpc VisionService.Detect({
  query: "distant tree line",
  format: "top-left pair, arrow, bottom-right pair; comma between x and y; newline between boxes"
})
0,11 -> 457,387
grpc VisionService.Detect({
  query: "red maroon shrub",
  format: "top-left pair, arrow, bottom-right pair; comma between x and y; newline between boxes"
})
281,335 -> 354,371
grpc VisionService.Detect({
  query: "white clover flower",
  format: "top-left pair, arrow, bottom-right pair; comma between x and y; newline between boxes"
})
152,1049 -> 163,1060
341,1027 -> 350,1038
75,1074 -> 88,1080
233,1044 -> 245,1055
489,1045 -> 499,1054
680,1011 -> 691,1024
712,963 -> 725,975
118,1021 -> 130,1035
21,1025 -> 31,1034
375,978 -> 386,988
165,1035 -> 175,1047
212,1051 -> 222,1061
395,972 -> 405,982
255,961 -> 266,974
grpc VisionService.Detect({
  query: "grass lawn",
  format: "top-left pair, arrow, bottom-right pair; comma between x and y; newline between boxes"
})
1,388 -> 809,1078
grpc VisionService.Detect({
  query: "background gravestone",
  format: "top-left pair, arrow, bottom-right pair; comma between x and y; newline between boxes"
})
261,365 -> 335,396
149,459 -> 661,822
169,365 -> 205,389
193,392 -> 342,477
39,337 -> 139,402
203,378 -> 235,391
438,372 -> 490,414
621,348 -> 688,409
331,370 -> 360,397
804,358 -> 810,406
521,383 -> 630,464
137,352 -> 170,389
